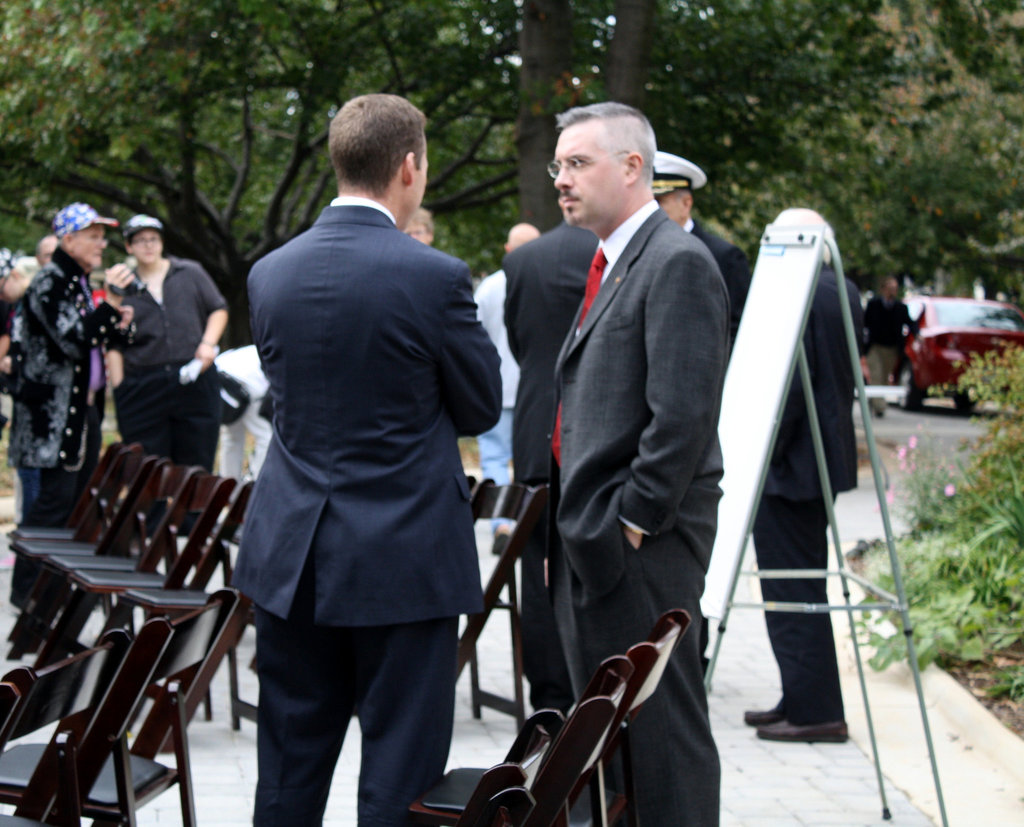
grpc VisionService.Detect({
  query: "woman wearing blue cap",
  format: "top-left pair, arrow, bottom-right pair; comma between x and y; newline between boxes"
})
107,214 -> 228,471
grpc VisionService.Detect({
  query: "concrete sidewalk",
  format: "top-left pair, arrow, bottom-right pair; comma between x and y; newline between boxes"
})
0,414 -> 1021,824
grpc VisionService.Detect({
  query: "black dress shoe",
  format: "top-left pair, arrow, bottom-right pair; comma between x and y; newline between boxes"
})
756,719 -> 849,743
743,707 -> 784,727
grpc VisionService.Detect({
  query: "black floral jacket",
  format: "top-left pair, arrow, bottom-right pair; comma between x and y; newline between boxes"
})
9,248 -> 135,470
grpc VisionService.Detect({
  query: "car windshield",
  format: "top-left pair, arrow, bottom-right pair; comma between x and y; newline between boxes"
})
934,303 -> 1024,332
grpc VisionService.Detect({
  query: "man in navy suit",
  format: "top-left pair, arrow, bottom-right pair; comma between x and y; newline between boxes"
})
235,93 -> 501,826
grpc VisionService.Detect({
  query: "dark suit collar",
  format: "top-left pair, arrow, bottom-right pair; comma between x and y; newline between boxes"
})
568,210 -> 669,354
315,204 -> 397,230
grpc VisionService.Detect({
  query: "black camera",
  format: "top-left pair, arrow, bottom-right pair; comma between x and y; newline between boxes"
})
109,276 -> 147,297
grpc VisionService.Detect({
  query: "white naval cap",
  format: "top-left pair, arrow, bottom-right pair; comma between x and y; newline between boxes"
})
652,151 -> 707,195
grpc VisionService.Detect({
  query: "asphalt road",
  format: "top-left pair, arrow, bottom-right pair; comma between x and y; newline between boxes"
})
857,396 -> 988,464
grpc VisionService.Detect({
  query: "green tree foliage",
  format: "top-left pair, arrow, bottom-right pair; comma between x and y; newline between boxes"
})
2,0 -> 1022,341
0,0 -> 523,340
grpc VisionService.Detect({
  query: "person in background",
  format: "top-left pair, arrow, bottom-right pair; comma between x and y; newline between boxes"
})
653,151 -> 751,348
0,254 -> 43,529
35,234 -> 58,268
745,208 -> 863,744
404,206 -> 435,245
863,275 -> 915,417
653,151 -> 752,672
473,221 -> 540,554
215,344 -> 271,480
107,214 -> 228,470
8,203 -> 136,607
503,220 -> 594,715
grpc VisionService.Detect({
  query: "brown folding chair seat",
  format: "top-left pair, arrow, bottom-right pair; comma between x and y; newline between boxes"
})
458,481 -> 549,727
0,589 -> 247,827
6,441 -> 140,546
411,654 -> 633,827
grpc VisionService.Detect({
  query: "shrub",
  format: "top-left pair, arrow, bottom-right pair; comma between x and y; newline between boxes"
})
862,346 -> 1024,678
888,431 -> 963,534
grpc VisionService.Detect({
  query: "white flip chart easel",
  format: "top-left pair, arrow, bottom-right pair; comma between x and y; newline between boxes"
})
701,219 -> 948,826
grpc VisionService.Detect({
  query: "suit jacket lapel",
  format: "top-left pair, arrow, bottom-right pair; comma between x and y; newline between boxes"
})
564,211 -> 667,361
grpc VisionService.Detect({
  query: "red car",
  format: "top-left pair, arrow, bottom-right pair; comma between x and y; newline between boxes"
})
900,296 -> 1024,412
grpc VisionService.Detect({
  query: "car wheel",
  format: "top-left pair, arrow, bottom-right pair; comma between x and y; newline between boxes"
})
953,391 -> 975,414
900,364 -> 924,411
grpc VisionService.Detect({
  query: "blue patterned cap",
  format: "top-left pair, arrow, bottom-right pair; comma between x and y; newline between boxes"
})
0,248 -> 14,280
52,202 -> 119,238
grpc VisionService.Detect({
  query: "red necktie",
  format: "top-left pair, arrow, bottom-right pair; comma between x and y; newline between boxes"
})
553,248 -> 607,465
577,247 -> 608,329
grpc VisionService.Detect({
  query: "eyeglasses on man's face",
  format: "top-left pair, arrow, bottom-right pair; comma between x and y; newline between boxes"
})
547,151 -> 628,180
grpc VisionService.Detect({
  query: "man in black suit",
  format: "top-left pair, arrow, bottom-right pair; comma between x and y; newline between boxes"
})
653,151 -> 751,346
503,221 -> 595,713
235,93 -> 501,826
551,102 -> 727,824
744,208 -> 863,744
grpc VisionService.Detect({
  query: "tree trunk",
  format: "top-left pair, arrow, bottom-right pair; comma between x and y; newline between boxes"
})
516,0 -> 576,230
606,0 -> 657,107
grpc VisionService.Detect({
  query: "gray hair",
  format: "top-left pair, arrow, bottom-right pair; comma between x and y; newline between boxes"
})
556,103 -> 656,186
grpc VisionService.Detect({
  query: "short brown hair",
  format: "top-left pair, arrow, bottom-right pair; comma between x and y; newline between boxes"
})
328,94 -> 426,196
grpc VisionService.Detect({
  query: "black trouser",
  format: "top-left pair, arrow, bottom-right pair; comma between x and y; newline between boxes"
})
113,364 -> 221,470
253,556 -> 458,827
753,494 -> 845,725
520,499 -> 575,712
11,404 -> 101,608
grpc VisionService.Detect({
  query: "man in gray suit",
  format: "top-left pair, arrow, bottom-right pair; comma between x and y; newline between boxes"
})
550,102 -> 728,824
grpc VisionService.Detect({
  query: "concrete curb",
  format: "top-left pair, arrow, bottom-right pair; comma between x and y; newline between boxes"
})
833,584 -> 1024,825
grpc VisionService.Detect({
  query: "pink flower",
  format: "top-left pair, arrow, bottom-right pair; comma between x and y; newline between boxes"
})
944,483 -> 956,497
886,489 -> 896,505
908,435 -> 918,450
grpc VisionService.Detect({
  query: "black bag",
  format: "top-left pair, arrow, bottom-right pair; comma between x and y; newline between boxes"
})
219,372 -> 251,425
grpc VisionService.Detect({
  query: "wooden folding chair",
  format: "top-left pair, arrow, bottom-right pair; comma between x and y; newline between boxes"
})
28,466 -> 212,667
574,608 -> 692,827
114,481 -> 256,729
25,473 -> 237,681
6,441 -> 140,546
458,481 -> 549,727
411,655 -> 633,827
0,590 -> 246,827
6,454 -> 167,659
0,625 -> 156,826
